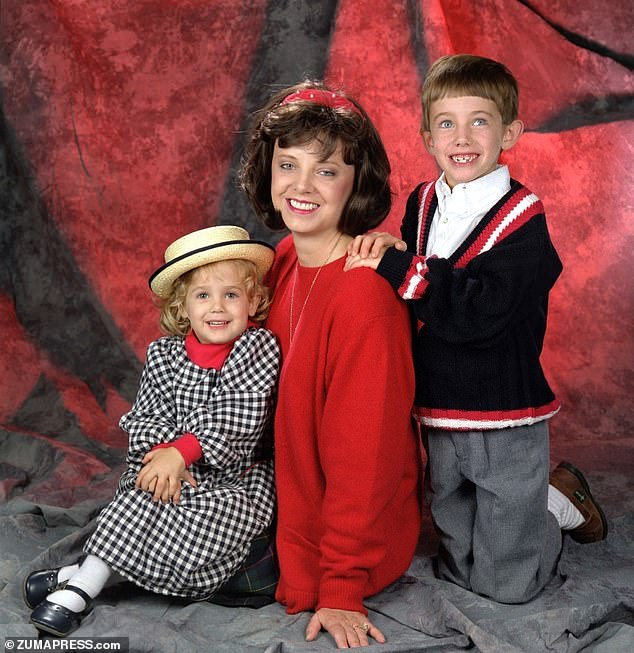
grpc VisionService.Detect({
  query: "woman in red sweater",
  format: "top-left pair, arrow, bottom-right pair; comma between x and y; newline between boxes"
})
240,81 -> 421,648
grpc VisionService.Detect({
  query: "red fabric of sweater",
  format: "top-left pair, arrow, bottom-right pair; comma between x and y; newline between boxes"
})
266,236 -> 421,614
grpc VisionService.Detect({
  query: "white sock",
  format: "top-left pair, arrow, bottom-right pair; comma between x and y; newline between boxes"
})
47,555 -> 111,612
548,484 -> 584,530
57,563 -> 80,584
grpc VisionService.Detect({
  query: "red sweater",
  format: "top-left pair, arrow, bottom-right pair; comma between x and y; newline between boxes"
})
266,236 -> 421,614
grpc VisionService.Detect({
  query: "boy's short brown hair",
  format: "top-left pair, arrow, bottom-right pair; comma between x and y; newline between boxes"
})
421,54 -> 519,131
239,80 -> 392,236
158,259 -> 271,337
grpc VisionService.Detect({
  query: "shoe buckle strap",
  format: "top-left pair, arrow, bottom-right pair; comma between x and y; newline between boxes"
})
64,585 -> 92,605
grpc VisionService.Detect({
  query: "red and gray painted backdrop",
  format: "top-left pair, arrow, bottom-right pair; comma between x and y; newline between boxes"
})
0,1 -> 632,487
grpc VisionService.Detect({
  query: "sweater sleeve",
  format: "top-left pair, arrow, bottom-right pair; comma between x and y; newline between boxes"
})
315,271 -> 416,613
376,184 -> 431,299
412,216 -> 562,347
377,247 -> 430,299
378,184 -> 563,348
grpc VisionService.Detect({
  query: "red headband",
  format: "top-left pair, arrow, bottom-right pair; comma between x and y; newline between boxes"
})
280,89 -> 363,116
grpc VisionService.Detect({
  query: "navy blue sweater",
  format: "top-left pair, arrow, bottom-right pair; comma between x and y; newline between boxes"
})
377,180 -> 562,430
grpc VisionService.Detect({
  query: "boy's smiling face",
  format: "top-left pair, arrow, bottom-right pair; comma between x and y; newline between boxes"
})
422,95 -> 523,189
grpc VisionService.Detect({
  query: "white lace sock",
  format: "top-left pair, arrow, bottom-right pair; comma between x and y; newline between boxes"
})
548,484 -> 584,530
46,555 -> 111,612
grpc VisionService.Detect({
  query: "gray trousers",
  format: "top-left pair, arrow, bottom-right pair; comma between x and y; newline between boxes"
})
426,421 -> 562,603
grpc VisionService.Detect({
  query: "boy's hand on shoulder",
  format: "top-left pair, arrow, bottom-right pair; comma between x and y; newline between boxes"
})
344,254 -> 381,271
344,231 -> 406,271
136,447 -> 197,504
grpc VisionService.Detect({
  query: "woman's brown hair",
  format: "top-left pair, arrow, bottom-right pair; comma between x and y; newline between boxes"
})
239,81 -> 392,236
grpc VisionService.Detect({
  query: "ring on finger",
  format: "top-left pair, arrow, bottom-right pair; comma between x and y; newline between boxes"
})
353,622 -> 369,634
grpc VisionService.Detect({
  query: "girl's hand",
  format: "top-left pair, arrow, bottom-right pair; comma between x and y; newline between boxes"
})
305,607 -> 385,648
136,447 -> 197,504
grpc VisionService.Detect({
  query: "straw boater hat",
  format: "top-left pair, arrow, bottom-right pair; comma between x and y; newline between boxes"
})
149,225 -> 275,298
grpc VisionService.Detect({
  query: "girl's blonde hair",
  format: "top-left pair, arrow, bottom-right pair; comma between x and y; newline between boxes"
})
157,259 -> 271,337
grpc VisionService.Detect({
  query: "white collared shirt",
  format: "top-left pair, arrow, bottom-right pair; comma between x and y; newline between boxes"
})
426,165 -> 511,258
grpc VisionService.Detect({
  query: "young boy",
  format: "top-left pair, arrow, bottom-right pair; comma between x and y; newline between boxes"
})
346,54 -> 607,603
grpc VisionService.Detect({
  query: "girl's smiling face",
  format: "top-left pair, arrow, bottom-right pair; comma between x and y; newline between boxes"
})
270,138 -> 355,240
183,261 -> 258,345
422,95 -> 523,188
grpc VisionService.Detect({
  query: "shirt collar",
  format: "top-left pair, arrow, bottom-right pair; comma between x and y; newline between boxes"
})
435,165 -> 510,215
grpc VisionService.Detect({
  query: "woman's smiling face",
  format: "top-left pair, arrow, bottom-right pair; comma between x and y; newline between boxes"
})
270,138 -> 355,240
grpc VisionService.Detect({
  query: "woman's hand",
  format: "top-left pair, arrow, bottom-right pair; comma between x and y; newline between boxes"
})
135,447 -> 197,504
305,607 -> 385,648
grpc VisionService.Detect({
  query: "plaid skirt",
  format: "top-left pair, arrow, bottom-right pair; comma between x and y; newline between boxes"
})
208,529 -> 278,608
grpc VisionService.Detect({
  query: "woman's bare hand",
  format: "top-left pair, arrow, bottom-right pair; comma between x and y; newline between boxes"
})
305,607 -> 385,648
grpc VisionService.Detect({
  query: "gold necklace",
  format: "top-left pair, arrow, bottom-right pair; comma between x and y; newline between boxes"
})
289,234 -> 343,343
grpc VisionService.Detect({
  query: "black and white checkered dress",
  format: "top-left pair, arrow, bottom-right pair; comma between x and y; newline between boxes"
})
84,328 -> 280,599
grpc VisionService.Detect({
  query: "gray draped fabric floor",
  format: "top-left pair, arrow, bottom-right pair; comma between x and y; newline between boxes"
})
1,425 -> 633,652
2,2 -> 633,651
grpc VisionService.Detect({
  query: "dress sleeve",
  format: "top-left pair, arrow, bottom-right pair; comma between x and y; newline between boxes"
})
120,338 -> 182,465
316,272 -> 416,612
151,433 -> 203,467
181,329 -> 280,469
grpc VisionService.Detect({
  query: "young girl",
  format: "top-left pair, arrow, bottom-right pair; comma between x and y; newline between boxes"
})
240,82 -> 421,648
25,225 -> 280,637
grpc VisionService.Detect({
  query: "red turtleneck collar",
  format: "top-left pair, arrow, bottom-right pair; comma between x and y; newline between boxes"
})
184,331 -> 236,370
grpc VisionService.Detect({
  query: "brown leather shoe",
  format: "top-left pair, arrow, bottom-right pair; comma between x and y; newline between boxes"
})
549,462 -> 608,543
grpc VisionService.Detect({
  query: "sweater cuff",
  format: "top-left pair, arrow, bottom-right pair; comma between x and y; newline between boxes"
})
151,433 -> 203,467
316,579 -> 367,615
378,248 -> 430,300
376,247 -> 415,291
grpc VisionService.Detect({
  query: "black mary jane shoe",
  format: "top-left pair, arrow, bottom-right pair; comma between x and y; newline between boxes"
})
23,569 -> 67,610
30,586 -> 93,637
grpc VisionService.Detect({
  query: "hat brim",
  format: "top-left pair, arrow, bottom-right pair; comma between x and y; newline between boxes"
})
149,239 -> 275,298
